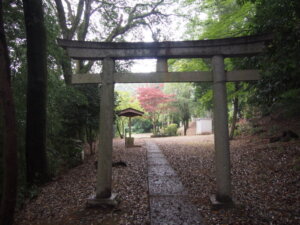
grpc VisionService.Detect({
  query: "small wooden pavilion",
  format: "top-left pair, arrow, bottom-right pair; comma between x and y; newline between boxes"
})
117,108 -> 144,147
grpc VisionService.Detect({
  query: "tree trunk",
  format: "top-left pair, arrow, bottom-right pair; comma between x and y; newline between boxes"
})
152,121 -> 157,135
88,140 -> 93,155
116,120 -> 124,139
0,1 -> 18,224
60,52 -> 72,85
183,120 -> 188,136
23,0 -> 49,185
229,83 -> 240,140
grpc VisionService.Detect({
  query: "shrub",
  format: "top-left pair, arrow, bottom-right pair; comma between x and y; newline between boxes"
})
163,123 -> 178,136
48,138 -> 83,176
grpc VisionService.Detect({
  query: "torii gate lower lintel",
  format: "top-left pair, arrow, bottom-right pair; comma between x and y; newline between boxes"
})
58,34 -> 272,208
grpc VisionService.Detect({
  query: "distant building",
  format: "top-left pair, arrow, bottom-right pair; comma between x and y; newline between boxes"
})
196,118 -> 212,135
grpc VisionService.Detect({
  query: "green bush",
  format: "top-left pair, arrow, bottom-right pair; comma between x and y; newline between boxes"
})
132,118 -> 152,133
163,123 -> 178,136
48,138 -> 83,176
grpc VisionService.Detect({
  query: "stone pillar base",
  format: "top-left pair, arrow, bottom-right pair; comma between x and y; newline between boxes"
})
87,193 -> 119,208
210,194 -> 234,210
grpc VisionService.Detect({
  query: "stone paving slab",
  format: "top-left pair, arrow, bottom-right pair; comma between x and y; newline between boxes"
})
147,148 -> 161,153
148,157 -> 169,166
148,173 -> 186,196
147,152 -> 165,158
146,142 -> 162,153
148,165 -> 176,177
146,141 -> 205,225
150,196 -> 203,225
147,147 -> 161,153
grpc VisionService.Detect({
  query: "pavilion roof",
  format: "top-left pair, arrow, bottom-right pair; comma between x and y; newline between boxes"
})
117,108 -> 144,117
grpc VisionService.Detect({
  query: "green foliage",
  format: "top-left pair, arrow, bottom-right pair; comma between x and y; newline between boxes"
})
132,117 -> 152,133
162,123 -> 178,136
164,83 -> 195,132
234,121 -> 255,136
168,53 -> 213,118
184,0 -> 255,39
1,1 -> 100,205
180,0 -> 300,121
194,84 -> 213,115
115,90 -> 144,136
47,78 -> 101,175
48,138 -> 83,175
248,0 -> 300,111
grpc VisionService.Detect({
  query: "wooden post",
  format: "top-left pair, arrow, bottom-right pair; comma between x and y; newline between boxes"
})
211,55 -> 233,205
129,117 -> 132,138
96,58 -> 115,199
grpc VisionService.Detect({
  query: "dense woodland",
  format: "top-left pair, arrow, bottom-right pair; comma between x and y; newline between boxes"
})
0,0 -> 300,224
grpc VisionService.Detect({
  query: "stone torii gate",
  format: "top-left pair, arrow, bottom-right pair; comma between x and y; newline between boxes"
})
58,34 -> 272,207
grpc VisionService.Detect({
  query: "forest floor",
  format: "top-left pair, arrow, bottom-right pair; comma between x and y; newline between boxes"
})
14,117 -> 300,225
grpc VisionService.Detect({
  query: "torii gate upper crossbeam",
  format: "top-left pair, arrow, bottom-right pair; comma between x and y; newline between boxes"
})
57,34 -> 272,60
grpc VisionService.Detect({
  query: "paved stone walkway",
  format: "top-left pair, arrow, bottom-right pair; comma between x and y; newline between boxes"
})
146,141 -> 204,225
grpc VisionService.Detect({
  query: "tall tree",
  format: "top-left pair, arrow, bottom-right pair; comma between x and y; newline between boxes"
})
54,0 -> 169,84
137,85 -> 173,135
245,0 -> 300,111
0,1 -> 18,224
229,82 -> 240,139
23,0 -> 49,185
164,83 -> 195,136
175,0 -> 258,137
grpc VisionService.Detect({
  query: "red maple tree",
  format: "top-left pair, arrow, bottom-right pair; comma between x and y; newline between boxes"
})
137,85 -> 173,135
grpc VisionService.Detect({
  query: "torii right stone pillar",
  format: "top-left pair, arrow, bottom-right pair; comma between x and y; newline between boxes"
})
211,55 -> 233,207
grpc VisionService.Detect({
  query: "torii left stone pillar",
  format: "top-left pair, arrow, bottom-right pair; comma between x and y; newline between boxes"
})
87,58 -> 118,206
210,55 -> 233,208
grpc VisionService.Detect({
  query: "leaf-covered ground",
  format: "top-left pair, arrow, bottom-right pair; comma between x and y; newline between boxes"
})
153,134 -> 300,225
14,122 -> 300,225
14,139 -> 150,225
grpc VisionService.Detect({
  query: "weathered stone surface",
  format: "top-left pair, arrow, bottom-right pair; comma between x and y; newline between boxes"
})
86,193 -> 119,208
147,146 -> 161,153
150,196 -> 204,225
148,175 -> 186,196
147,152 -> 165,158
72,70 -> 260,84
58,34 -> 272,60
96,58 -> 115,199
212,55 -> 232,202
210,194 -> 235,210
146,141 -> 205,224
148,165 -> 176,177
148,156 -> 169,166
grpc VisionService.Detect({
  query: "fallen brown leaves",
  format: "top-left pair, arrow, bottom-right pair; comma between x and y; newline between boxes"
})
154,135 -> 300,225
14,139 -> 150,225
14,131 -> 300,225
